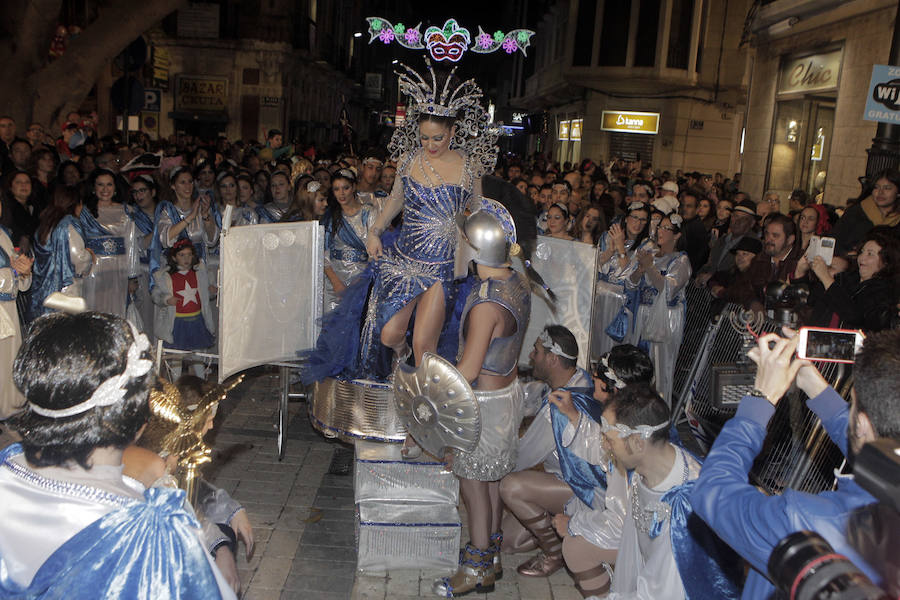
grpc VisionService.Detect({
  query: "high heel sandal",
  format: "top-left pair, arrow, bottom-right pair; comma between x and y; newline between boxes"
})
432,543 -> 495,597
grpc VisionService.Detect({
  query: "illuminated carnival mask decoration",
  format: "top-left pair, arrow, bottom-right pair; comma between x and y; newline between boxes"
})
366,17 -> 534,62
425,19 -> 470,62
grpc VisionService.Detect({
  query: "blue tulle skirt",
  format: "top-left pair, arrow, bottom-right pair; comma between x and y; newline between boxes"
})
165,313 -> 214,351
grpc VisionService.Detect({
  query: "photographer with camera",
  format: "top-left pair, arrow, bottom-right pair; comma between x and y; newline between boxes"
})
690,329 -> 898,598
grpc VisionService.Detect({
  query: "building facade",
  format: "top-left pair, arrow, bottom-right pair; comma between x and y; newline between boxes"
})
740,0 -> 897,208
513,0 -> 751,176
96,0 -> 365,147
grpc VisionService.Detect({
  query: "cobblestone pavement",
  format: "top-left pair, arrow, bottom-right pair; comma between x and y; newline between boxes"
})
210,371 -> 585,600
1,369 -> 584,600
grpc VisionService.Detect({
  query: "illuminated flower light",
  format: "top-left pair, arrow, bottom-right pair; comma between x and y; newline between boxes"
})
493,30 -> 504,42
502,38 -> 517,53
478,33 -> 492,49
517,30 -> 529,43
371,19 -> 382,31
379,28 -> 394,43
394,23 -> 405,35
405,29 -> 420,44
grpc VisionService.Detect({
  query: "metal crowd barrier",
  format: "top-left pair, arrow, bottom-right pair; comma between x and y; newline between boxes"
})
671,283 -> 715,415
675,303 -> 849,495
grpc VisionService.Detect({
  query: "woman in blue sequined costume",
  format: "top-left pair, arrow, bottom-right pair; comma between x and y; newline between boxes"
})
302,63 -> 497,383
364,118 -> 483,371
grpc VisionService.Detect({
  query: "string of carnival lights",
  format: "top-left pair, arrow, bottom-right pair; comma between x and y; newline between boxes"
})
365,17 -> 535,62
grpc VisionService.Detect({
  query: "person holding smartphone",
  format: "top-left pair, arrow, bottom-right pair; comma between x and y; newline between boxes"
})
794,228 -> 899,332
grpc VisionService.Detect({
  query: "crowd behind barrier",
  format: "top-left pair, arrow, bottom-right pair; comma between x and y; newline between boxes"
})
0,110 -> 899,598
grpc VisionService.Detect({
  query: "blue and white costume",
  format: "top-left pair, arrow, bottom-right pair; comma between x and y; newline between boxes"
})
29,215 -> 93,320
323,203 -> 375,313
0,444 -> 235,599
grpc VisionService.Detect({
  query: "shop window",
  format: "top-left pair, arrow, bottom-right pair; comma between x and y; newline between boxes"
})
609,131 -> 654,164
766,97 -> 835,198
573,0 -> 597,66
598,0 -> 632,66
667,0 -> 694,69
634,0 -> 661,67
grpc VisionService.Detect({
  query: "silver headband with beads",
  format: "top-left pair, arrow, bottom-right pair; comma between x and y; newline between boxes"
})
538,330 -> 577,360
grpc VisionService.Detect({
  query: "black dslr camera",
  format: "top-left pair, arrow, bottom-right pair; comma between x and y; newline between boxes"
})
766,439 -> 900,599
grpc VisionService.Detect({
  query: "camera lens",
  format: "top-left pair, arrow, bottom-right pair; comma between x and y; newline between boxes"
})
768,531 -> 888,600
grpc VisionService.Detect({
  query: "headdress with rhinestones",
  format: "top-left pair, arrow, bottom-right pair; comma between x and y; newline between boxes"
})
388,59 -> 498,178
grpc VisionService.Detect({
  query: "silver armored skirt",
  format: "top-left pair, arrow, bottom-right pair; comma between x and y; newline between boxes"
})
452,380 -> 523,481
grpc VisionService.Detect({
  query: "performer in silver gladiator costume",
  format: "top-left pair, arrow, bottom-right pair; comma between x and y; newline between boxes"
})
432,202 -> 531,598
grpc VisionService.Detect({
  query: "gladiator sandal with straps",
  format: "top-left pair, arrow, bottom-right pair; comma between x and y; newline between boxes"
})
570,563 -> 613,598
515,513 -> 564,577
432,543 -> 496,597
488,531 -> 503,580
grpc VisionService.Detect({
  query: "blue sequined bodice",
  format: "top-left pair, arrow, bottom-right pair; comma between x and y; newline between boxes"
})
397,177 -> 469,263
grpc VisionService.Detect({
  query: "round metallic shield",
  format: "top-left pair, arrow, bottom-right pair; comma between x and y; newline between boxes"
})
392,352 -> 481,457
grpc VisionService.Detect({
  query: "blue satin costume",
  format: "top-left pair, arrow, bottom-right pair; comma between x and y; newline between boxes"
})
0,444 -> 227,599
28,215 -> 83,320
302,154 -> 474,383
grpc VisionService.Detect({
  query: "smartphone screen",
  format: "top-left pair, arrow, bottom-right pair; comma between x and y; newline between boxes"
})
799,328 -> 863,363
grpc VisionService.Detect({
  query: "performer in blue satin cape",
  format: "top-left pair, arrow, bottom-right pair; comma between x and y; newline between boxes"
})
29,185 -> 94,321
0,312 -> 235,598
302,61 -> 498,383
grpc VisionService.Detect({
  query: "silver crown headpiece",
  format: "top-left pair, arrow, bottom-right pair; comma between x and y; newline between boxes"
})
396,60 -> 483,119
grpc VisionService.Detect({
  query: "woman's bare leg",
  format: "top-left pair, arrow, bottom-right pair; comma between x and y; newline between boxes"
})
411,282 -> 445,365
460,478 -> 491,550
380,296 -> 419,354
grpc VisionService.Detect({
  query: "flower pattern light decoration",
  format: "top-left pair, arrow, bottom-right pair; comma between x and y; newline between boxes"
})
366,17 -> 535,62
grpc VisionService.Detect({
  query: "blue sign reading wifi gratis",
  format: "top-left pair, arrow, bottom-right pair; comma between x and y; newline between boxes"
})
865,64 -> 900,124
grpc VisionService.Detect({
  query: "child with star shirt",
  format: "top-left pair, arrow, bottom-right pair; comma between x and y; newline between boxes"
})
152,238 -> 215,378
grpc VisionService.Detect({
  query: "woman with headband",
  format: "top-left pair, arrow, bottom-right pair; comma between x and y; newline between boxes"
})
322,169 -> 375,313
629,211 -> 691,405
543,203 -> 574,241
591,201 -> 651,359
283,176 -> 327,223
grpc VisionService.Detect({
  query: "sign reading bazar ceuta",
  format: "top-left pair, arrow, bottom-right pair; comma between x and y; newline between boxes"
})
600,111 -> 660,135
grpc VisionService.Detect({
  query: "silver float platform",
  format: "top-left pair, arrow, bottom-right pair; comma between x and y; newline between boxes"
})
309,377 -> 407,444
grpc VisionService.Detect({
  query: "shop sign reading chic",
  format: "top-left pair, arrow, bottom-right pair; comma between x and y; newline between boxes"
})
777,49 -> 842,96
175,76 -> 228,112
600,111 -> 659,135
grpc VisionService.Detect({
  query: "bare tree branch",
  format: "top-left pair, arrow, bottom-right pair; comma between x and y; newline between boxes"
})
3,0 -> 186,126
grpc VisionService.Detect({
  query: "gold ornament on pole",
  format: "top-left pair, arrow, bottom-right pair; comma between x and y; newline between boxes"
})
148,375 -> 244,506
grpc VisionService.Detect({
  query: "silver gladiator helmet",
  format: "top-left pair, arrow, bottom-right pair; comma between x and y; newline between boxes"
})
393,352 -> 481,457
457,197 -> 518,269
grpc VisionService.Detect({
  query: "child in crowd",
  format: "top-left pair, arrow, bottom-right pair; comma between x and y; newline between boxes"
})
152,238 -> 215,378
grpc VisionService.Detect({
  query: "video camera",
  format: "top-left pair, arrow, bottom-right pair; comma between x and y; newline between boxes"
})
767,438 -> 900,599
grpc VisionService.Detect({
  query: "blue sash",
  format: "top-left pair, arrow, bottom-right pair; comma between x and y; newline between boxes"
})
255,204 -> 280,224
85,236 -> 126,256
324,208 -> 369,263
547,382 -> 608,506
125,204 -> 154,265
78,209 -> 113,238
29,215 -> 83,319
124,203 -> 155,236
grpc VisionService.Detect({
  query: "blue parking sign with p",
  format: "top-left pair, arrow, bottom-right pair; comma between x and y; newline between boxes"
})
144,89 -> 161,112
